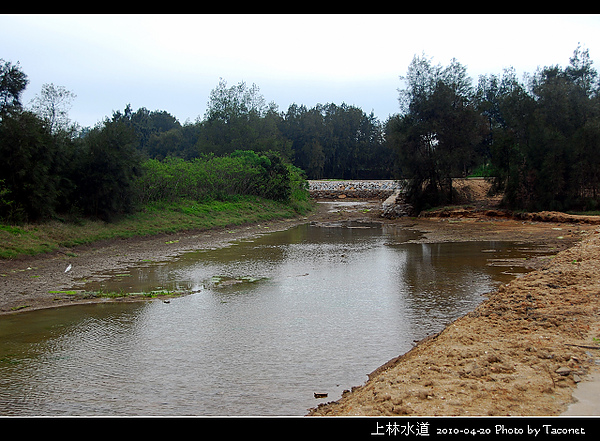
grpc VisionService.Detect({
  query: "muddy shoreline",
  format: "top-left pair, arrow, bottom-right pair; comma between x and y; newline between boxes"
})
0,213 -> 318,315
1,197 -> 600,417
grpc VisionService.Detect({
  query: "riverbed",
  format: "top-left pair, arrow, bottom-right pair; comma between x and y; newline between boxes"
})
0,200 -> 597,416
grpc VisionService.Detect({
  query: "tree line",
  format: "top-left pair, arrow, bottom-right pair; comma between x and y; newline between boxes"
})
0,65 -> 308,223
389,45 -> 600,213
2,44 -> 599,224
113,78 -> 392,180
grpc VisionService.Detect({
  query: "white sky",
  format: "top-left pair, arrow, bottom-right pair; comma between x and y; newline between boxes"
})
2,14 -> 599,128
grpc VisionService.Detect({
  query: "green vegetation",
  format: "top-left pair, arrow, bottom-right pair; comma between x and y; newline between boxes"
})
0,195 -> 309,259
387,45 -> 600,213
136,150 -> 306,205
0,62 -> 312,259
108,80 -> 392,180
47,288 -> 186,303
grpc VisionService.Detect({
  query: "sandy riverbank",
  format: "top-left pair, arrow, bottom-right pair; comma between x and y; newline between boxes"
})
2,187 -> 600,417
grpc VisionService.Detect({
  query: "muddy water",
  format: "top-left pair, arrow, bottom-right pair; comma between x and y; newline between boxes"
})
0,221 -> 549,416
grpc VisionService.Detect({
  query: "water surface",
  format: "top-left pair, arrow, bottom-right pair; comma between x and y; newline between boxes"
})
0,220 -> 546,416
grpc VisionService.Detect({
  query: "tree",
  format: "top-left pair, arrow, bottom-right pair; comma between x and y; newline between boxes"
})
230,150 -> 292,201
0,59 -> 28,119
0,111 -> 61,221
280,104 -> 326,178
29,83 -> 77,134
397,52 -> 442,116
110,104 -> 182,156
525,49 -> 600,211
479,45 -> 600,212
565,43 -> 599,98
476,69 -> 536,206
280,102 -> 388,179
72,116 -> 142,220
203,78 -> 269,122
429,80 -> 488,200
0,65 -> 78,222
391,54 -> 486,210
197,79 -> 289,158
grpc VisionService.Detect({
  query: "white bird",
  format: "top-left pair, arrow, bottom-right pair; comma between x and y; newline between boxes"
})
64,264 -> 72,273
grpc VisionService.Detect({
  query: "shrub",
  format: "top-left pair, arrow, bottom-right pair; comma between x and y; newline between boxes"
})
135,150 -> 308,206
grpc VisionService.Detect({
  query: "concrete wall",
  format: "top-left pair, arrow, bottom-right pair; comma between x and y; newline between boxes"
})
308,180 -> 402,199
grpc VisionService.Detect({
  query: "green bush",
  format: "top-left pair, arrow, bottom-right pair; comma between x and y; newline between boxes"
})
135,150 -> 308,206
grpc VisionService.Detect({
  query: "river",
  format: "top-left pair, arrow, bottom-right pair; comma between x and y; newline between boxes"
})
0,219 -> 548,416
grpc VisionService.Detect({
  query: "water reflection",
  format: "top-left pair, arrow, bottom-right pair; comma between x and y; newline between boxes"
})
0,221 -> 546,416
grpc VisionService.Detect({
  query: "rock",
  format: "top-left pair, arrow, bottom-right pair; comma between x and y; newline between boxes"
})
555,366 -> 571,376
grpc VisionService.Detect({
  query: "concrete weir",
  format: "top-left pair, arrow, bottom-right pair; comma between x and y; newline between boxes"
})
308,180 -> 412,217
308,180 -> 401,199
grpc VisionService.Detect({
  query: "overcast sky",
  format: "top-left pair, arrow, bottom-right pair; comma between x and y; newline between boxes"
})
2,14 -> 599,128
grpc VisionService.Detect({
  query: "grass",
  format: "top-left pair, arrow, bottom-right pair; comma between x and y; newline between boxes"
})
45,288 -> 186,304
89,288 -> 182,299
0,195 -> 313,259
